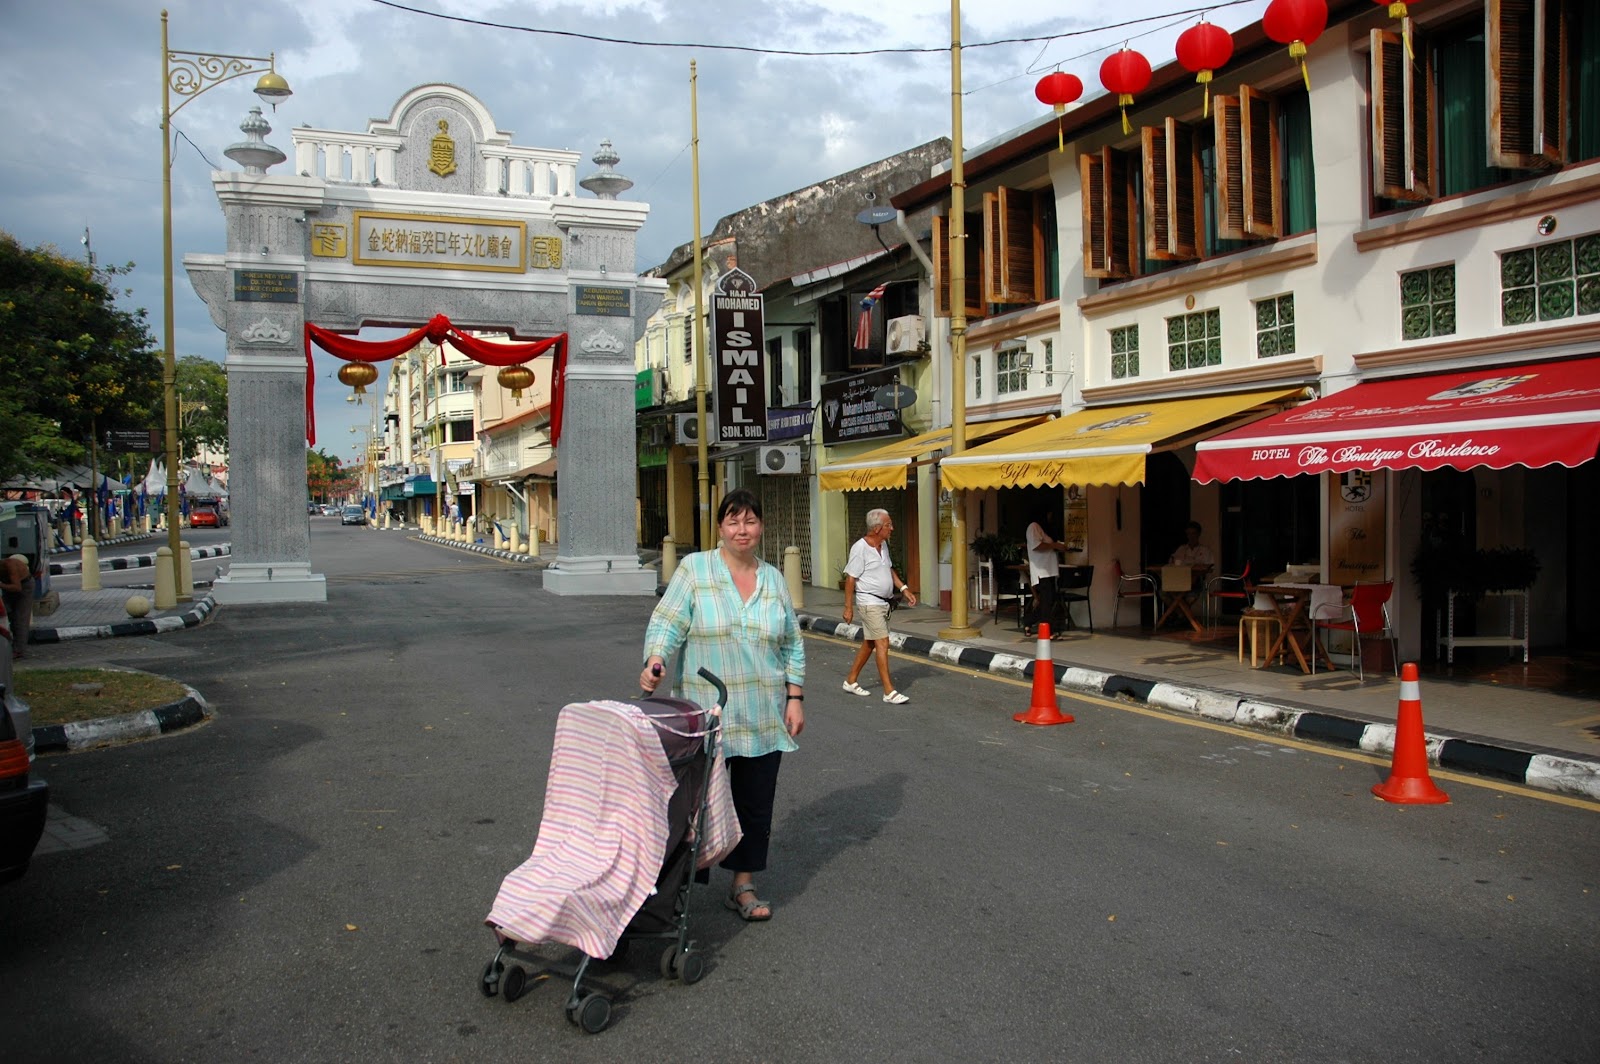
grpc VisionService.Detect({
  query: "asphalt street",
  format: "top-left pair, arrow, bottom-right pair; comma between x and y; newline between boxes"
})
4,523 -> 1597,1062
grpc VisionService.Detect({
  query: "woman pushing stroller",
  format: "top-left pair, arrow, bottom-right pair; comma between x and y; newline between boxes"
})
640,488 -> 805,922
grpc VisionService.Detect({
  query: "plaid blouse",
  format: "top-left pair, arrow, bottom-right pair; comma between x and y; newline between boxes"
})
644,549 -> 805,759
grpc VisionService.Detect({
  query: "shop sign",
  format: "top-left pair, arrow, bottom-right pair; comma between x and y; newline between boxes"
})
820,368 -> 903,446
767,406 -> 814,441
711,269 -> 767,443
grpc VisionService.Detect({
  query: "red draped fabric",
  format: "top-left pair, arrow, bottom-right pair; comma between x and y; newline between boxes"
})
303,315 -> 566,446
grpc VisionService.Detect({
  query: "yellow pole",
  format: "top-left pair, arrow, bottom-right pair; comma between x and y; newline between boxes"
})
160,11 -> 187,598
939,0 -> 980,639
690,60 -> 712,550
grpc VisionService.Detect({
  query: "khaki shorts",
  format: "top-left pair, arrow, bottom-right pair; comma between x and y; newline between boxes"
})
856,602 -> 891,640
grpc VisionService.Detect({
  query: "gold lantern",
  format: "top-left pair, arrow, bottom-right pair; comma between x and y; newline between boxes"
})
337,361 -> 378,402
498,364 -> 535,404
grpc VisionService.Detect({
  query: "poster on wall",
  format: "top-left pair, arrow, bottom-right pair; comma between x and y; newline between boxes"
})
1327,469 -> 1386,585
1062,485 -> 1088,554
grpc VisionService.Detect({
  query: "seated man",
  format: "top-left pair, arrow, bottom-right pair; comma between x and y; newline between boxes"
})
1170,521 -> 1215,567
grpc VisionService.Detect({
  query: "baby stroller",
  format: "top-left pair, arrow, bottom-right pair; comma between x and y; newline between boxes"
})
479,668 -> 737,1034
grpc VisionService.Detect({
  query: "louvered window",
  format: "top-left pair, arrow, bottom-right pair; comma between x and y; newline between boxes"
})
982,187 -> 1046,304
1488,0 -> 1568,169
1371,28 -> 1435,201
1214,85 -> 1281,240
1142,118 -> 1203,261
1080,146 -> 1140,279
932,212 -> 984,319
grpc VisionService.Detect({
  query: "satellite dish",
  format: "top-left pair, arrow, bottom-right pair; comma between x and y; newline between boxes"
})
856,206 -> 898,226
872,383 -> 917,410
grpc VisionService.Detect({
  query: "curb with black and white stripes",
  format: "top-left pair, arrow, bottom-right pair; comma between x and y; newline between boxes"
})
32,682 -> 211,753
415,533 -> 542,564
797,613 -> 1600,803
47,532 -> 154,555
49,544 -> 231,576
31,594 -> 217,644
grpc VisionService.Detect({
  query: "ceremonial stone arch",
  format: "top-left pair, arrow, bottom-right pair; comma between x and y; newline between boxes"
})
186,84 -> 665,602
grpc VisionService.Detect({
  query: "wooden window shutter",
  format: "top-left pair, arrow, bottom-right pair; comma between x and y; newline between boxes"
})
983,187 -> 1040,304
1214,94 -> 1246,240
1371,28 -> 1435,201
1081,147 -> 1139,279
962,210 -> 985,318
1488,0 -> 1567,169
1142,118 -> 1202,261
1241,84 -> 1282,238
932,213 -> 951,317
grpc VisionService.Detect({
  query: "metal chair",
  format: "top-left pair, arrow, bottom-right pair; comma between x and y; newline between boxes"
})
1312,581 -> 1399,680
1206,560 -> 1253,628
1058,564 -> 1094,632
995,563 -> 1031,630
973,559 -> 996,612
1112,558 -> 1157,628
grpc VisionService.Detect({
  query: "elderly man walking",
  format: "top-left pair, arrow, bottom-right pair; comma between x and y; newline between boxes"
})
841,509 -> 916,703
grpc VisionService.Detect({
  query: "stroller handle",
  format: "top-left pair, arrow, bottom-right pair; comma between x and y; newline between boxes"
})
696,667 -> 728,709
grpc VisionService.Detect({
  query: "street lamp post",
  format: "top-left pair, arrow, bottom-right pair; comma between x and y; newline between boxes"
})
159,9 -> 290,595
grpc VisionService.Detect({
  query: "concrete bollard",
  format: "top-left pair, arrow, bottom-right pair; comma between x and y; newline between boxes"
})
177,540 -> 194,601
661,535 -> 678,584
382,511 -> 390,530
493,525 -> 505,550
154,546 -> 176,609
508,525 -> 521,553
784,545 -> 804,609
527,527 -> 539,557
80,538 -> 102,591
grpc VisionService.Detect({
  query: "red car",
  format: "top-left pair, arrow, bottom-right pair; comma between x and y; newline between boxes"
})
189,502 -> 228,528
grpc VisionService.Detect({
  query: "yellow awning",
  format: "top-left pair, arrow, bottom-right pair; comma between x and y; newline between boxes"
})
818,416 -> 1041,492
938,388 -> 1304,491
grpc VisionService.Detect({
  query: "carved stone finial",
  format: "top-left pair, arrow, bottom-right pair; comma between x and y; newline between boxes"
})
579,139 -> 633,200
224,106 -> 286,174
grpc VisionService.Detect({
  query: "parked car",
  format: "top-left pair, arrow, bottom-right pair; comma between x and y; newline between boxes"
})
341,505 -> 367,526
322,504 -> 339,516
0,598 -> 47,885
189,501 -> 228,528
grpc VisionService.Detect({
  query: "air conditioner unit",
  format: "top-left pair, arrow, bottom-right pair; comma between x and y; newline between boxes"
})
758,445 -> 802,475
675,412 -> 715,445
885,315 -> 927,355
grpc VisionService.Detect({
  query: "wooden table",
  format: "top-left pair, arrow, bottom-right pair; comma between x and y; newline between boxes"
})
1251,583 -> 1343,673
1153,564 -> 1211,633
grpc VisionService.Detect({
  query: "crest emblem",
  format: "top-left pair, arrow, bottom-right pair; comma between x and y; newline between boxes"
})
429,120 -> 457,178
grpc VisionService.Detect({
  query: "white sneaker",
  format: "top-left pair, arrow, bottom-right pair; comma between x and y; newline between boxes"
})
842,681 -> 869,696
882,690 -> 909,704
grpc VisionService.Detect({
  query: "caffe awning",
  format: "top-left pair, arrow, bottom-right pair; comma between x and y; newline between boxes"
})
939,388 -> 1304,490
818,416 -> 1042,492
1192,357 -> 1600,483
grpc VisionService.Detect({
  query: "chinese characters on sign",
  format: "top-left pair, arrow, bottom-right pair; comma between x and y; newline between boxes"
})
352,211 -> 544,273
310,224 -> 347,258
712,270 -> 768,443
233,269 -> 299,303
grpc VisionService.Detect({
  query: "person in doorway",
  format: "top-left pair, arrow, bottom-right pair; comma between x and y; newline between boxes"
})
1,553 -> 35,659
640,488 -> 805,922
1169,521 -> 1215,567
841,509 -> 917,703
1025,510 -> 1069,637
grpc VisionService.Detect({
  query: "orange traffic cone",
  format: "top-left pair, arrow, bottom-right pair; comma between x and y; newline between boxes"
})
1014,623 -> 1074,726
1371,662 -> 1449,804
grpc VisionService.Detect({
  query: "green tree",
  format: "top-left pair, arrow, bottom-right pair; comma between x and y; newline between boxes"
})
306,448 -> 350,504
175,354 -> 230,461
0,231 -> 161,483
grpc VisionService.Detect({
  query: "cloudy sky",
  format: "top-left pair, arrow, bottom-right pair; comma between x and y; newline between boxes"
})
1,0 -> 1270,461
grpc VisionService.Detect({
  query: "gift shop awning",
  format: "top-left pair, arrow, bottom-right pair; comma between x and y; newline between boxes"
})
817,416 -> 1042,492
1191,358 -> 1600,483
939,388 -> 1303,491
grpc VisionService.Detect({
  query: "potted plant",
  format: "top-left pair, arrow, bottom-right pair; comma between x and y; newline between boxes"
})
970,532 -> 1022,567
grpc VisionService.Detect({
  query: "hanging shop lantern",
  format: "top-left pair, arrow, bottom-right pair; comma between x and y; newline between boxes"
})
1099,46 -> 1152,136
1033,71 -> 1084,152
1372,0 -> 1418,57
497,364 -> 535,404
1175,19 -> 1234,118
337,361 -> 378,403
1263,0 -> 1329,90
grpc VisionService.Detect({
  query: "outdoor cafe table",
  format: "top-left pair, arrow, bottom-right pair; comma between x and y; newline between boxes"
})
1153,564 -> 1212,633
1251,582 -> 1345,673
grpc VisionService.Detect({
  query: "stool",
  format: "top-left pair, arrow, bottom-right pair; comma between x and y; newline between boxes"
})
1238,611 -> 1281,668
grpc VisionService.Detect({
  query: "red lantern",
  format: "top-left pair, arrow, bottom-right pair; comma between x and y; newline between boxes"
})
1034,71 -> 1083,152
1099,47 -> 1152,135
1175,19 -> 1234,118
1264,0 -> 1328,88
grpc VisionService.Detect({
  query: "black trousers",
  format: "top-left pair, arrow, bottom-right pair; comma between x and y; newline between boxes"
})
1031,576 -> 1059,631
719,750 -> 783,874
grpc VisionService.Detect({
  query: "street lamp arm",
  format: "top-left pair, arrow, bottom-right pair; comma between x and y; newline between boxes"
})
165,50 -> 281,119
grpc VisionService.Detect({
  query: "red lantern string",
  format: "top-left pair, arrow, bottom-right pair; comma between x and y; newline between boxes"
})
1264,0 -> 1328,90
1099,46 -> 1152,136
1175,19 -> 1234,118
1034,71 -> 1084,152
302,315 -> 566,446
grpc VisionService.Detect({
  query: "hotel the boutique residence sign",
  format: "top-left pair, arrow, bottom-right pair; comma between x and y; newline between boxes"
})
712,269 -> 768,443
351,210 -> 561,273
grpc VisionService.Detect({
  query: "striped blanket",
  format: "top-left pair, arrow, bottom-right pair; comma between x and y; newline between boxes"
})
486,699 -> 732,959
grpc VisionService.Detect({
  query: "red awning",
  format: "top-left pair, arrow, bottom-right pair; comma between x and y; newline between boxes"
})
1192,357 -> 1600,483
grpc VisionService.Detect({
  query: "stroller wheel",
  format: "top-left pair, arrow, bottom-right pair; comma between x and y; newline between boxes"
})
679,951 -> 706,985
658,945 -> 680,980
479,958 -> 502,997
577,993 -> 611,1034
500,965 -> 527,1004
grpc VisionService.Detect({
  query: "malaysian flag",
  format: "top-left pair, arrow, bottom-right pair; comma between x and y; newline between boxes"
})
853,284 -> 887,350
